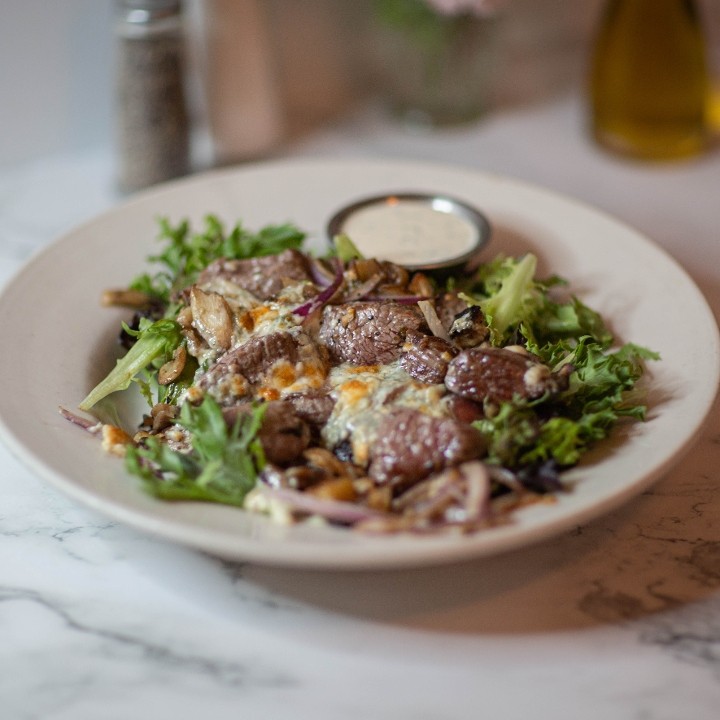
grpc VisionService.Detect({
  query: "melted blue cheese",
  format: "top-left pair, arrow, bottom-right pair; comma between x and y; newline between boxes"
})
256,335 -> 328,402
191,279 -> 310,361
187,279 -> 326,398
197,276 -> 261,312
322,362 -> 449,467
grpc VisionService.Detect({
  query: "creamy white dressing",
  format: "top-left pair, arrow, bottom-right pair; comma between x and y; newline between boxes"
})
341,200 -> 479,266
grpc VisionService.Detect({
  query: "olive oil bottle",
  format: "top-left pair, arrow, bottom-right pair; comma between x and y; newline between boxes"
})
590,0 -> 710,161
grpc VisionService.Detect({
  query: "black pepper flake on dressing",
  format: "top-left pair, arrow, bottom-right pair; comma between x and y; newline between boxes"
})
115,0 -> 190,193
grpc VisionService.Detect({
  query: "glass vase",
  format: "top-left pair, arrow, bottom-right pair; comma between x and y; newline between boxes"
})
368,7 -> 499,127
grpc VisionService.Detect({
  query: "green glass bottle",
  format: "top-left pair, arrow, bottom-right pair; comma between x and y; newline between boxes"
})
589,0 -> 710,160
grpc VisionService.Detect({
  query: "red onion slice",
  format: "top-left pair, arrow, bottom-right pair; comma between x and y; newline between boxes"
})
58,406 -> 102,434
292,259 -> 344,317
257,482 -> 386,525
308,257 -> 335,288
459,461 -> 491,523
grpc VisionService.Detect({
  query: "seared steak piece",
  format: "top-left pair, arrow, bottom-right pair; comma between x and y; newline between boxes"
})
369,408 -> 485,489
435,292 -> 468,333
198,332 -> 300,403
400,331 -> 458,385
285,390 -> 336,427
223,401 -> 310,466
197,248 -> 311,300
445,347 -> 569,405
319,302 -> 426,366
215,331 -> 299,383
446,395 -> 484,424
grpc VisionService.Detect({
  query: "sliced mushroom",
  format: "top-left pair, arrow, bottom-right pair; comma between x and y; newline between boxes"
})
418,299 -> 450,341
408,272 -> 435,298
101,288 -> 157,309
190,286 -> 233,351
149,402 -> 178,432
303,446 -> 348,476
307,477 -> 357,503
158,344 -> 187,385
449,306 -> 489,348
350,257 -> 384,282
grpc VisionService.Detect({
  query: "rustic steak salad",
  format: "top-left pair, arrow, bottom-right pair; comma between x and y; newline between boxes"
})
63,214 -> 658,534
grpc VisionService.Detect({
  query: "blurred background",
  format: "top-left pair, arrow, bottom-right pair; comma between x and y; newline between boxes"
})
0,0 -> 717,177
0,0 -> 622,167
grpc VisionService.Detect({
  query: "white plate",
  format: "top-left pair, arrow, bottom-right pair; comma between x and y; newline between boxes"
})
0,158 -> 717,569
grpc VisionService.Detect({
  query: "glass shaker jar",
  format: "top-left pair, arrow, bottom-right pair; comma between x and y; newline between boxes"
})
115,0 -> 191,192
589,0 -> 710,161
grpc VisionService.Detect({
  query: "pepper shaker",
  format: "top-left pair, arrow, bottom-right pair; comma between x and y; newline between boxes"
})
115,0 -> 191,192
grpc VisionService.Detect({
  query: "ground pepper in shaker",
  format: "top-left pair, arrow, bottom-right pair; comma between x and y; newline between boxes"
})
115,0 -> 190,193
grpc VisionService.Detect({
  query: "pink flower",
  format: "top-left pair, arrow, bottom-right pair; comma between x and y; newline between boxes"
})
424,0 -> 506,16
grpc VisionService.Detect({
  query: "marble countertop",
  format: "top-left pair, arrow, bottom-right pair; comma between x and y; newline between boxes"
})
1,94 -> 719,719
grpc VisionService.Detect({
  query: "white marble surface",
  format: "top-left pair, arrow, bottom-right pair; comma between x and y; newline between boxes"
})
2,94 -> 720,719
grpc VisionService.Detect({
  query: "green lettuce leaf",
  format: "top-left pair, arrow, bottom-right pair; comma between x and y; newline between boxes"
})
466,253 -> 539,345
129,215 -> 305,304
475,339 -> 659,469
79,318 -> 182,411
331,233 -> 364,263
125,398 -> 266,506
461,253 -> 612,351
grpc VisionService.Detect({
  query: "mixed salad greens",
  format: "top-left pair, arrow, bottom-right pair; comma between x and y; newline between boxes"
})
69,214 -> 658,532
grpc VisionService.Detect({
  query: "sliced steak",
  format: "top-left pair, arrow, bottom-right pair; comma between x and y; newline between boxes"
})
435,292 -> 468,333
218,331 -> 299,383
319,301 -> 426,366
446,395 -> 484,424
197,248 -> 312,300
285,390 -> 336,427
223,401 -> 310,466
400,331 -> 458,385
198,332 -> 300,404
369,408 -> 485,490
445,347 -> 569,405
